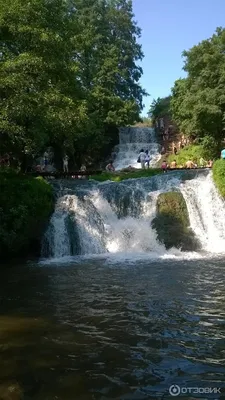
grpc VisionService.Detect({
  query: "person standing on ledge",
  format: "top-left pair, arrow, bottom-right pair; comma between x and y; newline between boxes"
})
63,154 -> 69,172
138,149 -> 146,169
79,164 -> 87,179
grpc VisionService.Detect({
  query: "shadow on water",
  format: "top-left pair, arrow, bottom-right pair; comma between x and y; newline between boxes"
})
0,259 -> 225,399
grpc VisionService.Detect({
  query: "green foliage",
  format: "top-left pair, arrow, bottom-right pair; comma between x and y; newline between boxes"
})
213,159 -> 225,197
140,117 -> 152,126
0,0 -> 146,164
90,168 -> 162,182
152,191 -> 199,251
0,170 -> 54,259
167,145 -> 206,166
170,28 -> 225,157
148,96 -> 171,124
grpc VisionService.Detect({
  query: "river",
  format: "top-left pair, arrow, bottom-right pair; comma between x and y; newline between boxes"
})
1,128 -> 225,399
1,256 -> 225,399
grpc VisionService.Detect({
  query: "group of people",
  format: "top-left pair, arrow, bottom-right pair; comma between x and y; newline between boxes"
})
172,135 -> 190,155
137,149 -> 151,169
161,158 -> 213,172
34,152 -> 87,176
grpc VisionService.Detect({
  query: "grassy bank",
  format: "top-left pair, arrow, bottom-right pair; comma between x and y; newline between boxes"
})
90,168 -> 162,182
0,169 -> 54,261
212,159 -> 225,197
167,145 -> 206,166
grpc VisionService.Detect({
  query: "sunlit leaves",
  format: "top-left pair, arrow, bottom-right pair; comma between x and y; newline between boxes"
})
170,28 -> 225,157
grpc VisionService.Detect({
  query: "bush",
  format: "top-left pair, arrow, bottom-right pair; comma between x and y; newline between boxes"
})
0,169 -> 54,260
167,145 -> 206,166
212,159 -> 225,197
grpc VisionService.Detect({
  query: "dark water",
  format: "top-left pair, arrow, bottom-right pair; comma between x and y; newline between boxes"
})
0,257 -> 225,399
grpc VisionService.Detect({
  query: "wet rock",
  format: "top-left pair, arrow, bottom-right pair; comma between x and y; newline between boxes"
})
152,191 -> 200,251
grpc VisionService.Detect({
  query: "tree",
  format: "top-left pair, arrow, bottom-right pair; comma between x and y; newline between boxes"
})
0,0 -> 146,166
70,0 -> 146,161
170,27 -> 225,157
148,96 -> 171,124
0,0 -> 88,162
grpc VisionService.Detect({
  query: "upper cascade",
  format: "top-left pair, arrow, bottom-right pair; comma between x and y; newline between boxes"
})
113,126 -> 161,170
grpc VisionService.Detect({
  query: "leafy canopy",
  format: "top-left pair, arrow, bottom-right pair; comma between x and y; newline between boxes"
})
0,0 -> 146,164
170,27 -> 225,157
148,96 -> 171,124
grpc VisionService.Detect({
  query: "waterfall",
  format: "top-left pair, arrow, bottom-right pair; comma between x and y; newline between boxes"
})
42,200 -> 71,258
180,173 -> 225,253
42,178 -> 167,259
42,170 -> 225,260
113,127 -> 161,170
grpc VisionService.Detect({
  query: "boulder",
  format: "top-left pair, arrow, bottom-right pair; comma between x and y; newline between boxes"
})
152,191 -> 200,251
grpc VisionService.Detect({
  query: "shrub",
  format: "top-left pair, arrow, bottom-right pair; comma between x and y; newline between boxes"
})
0,169 -> 54,260
212,159 -> 225,197
167,145 -> 206,166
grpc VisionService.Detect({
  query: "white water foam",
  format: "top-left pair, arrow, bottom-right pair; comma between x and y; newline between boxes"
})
48,204 -> 71,258
90,189 -> 163,254
180,172 -> 225,254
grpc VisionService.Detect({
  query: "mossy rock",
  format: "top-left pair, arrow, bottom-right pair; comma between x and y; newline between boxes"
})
152,191 -> 200,251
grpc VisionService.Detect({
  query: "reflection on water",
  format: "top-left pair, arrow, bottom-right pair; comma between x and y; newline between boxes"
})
0,258 -> 225,399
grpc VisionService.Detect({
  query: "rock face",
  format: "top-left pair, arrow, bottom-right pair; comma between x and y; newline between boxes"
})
152,191 -> 200,251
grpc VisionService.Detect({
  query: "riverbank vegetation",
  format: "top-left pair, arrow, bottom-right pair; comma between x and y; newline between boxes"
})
90,168 -> 162,182
0,0 -> 145,168
167,145 -> 205,166
212,160 -> 225,197
170,29 -> 225,159
150,28 -> 225,158
0,169 -> 54,261
150,27 -> 225,190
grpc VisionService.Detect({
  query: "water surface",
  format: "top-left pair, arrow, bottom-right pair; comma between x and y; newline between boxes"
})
0,257 -> 225,399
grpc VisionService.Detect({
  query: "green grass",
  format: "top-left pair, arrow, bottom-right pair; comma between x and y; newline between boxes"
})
167,145 -> 206,166
212,159 -> 225,197
90,168 -> 162,182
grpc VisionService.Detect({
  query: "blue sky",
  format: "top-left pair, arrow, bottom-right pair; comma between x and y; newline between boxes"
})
132,0 -> 225,116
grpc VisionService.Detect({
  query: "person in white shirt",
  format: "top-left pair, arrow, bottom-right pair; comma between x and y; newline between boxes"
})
138,149 -> 146,169
80,164 -> 86,171
63,155 -> 69,172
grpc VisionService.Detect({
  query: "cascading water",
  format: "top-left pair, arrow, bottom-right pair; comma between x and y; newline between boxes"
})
113,126 -> 161,170
180,172 -> 225,253
42,178 -> 168,259
41,169 -> 225,261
